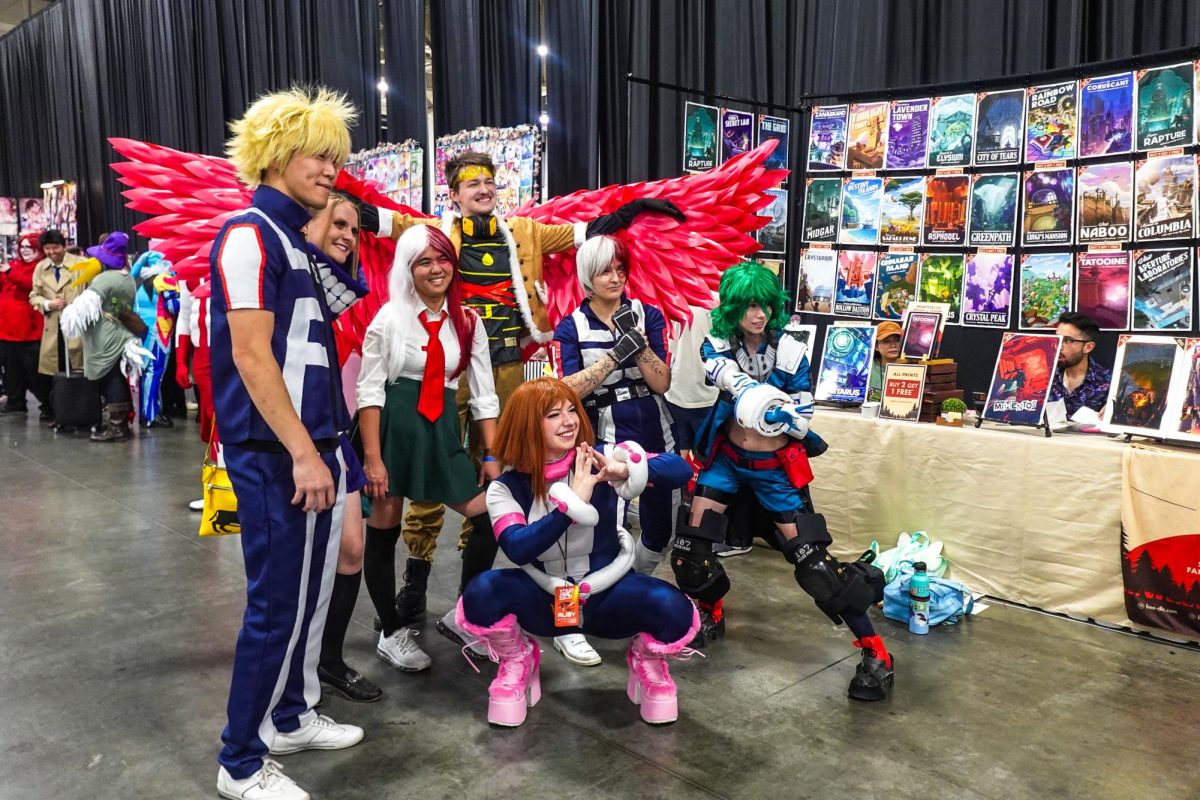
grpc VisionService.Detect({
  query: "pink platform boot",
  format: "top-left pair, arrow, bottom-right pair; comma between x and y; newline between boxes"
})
626,607 -> 701,725
456,600 -> 541,727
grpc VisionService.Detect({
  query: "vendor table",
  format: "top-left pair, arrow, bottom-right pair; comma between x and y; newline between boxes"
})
810,408 -> 1131,626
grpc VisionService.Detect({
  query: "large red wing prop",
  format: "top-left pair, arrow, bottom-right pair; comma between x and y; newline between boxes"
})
108,138 -> 432,361
514,139 -> 787,330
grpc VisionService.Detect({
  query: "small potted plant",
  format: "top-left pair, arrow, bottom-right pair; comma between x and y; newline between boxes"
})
937,397 -> 967,427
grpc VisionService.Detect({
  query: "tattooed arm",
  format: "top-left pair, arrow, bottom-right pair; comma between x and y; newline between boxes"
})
562,351 -> 618,397
636,347 -> 671,394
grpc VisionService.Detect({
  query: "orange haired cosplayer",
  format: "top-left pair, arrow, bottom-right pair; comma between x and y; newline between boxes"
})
493,377 -> 594,501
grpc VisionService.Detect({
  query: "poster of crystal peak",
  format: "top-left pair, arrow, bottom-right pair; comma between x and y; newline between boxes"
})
1079,72 -> 1134,157
683,102 -> 719,172
846,102 -> 888,170
962,251 -> 1014,328
808,105 -> 848,171
1025,81 -> 1078,162
926,94 -> 976,168
967,173 -> 1019,247
886,99 -> 930,169
1076,163 -> 1132,244
1132,248 -> 1192,330
1136,63 -> 1195,151
983,333 -> 1062,426
973,89 -> 1025,166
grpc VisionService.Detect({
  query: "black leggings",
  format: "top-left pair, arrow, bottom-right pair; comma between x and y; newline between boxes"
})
92,362 -> 131,405
0,340 -> 50,408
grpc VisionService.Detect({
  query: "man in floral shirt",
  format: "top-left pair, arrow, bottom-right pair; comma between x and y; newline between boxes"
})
1049,312 -> 1112,418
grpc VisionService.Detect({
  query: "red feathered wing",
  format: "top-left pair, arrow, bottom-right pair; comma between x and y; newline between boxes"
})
513,139 -> 788,330
108,137 -> 431,361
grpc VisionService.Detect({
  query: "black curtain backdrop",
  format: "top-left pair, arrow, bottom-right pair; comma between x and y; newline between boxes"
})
595,0 -> 1200,398
430,0 -> 539,136
0,0 -> 386,247
383,0 -> 427,144
545,0 -> 599,194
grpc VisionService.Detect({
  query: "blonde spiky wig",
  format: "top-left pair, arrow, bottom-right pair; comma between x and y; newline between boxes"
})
226,86 -> 358,187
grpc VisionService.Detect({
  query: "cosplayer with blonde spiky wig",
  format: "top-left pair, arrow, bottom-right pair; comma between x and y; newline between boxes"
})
673,260 -> 896,703
226,85 -> 357,188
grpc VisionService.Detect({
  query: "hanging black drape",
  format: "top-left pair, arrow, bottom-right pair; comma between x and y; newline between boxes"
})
382,0 -> 428,144
0,0 -> 385,246
595,0 -> 1200,397
545,0 -> 599,194
429,0 -> 539,136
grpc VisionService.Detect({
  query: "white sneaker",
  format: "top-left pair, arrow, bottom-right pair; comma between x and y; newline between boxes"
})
376,627 -> 432,671
189,498 -> 205,512
714,542 -> 753,558
268,714 -> 363,755
217,758 -> 309,799
435,607 -> 490,660
553,633 -> 602,666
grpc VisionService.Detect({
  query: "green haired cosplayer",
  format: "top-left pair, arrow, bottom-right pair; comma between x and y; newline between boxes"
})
709,261 -> 792,340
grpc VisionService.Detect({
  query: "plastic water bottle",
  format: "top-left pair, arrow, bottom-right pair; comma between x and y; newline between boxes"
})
909,561 -> 930,635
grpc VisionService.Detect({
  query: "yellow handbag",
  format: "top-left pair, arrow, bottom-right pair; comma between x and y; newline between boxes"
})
199,420 -> 241,536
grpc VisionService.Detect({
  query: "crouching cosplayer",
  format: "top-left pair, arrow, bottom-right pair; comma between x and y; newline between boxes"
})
459,377 -> 699,727
676,262 -> 894,701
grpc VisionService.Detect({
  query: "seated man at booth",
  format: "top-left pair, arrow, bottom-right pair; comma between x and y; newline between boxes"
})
1048,311 -> 1111,418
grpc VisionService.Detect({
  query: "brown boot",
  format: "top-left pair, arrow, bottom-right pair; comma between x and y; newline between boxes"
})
91,403 -> 132,442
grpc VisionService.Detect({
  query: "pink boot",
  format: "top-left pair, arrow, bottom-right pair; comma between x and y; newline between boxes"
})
456,599 -> 541,727
626,607 -> 701,725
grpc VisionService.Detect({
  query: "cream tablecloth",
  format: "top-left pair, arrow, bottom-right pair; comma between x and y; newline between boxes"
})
811,409 -> 1130,625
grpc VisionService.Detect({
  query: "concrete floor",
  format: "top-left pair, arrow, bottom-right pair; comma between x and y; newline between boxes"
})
1,411 -> 1198,800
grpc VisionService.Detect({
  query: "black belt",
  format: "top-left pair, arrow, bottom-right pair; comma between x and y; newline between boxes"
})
238,437 -> 340,454
584,383 -> 652,410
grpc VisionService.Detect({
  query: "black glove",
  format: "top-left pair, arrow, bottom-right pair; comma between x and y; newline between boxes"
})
359,203 -> 381,235
612,304 -> 638,335
586,198 -> 687,237
608,328 -> 648,364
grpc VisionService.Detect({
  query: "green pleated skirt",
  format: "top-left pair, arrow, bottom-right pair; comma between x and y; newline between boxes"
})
378,377 -> 479,505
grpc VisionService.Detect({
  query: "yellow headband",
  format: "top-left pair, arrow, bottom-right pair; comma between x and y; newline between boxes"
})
453,165 -> 494,187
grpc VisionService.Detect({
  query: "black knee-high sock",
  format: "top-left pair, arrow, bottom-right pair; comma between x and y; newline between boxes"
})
459,513 -> 499,594
364,524 -> 403,636
842,610 -> 876,641
320,570 -> 361,673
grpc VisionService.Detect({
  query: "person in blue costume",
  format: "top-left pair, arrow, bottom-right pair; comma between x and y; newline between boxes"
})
673,261 -> 895,701
550,234 -> 676,667
458,377 -> 699,728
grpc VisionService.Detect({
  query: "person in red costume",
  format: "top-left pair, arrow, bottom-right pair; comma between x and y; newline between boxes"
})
176,278 -> 216,509
0,232 -> 52,418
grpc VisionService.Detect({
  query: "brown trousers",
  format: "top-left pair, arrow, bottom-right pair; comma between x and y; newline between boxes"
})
402,360 -> 525,560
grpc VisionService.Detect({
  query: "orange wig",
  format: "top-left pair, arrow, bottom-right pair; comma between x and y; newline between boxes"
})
493,377 -> 595,501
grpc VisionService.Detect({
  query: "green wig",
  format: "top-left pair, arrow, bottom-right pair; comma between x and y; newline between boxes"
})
710,261 -> 792,340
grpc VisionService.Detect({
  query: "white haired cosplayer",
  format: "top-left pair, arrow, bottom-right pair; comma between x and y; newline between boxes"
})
388,224 -> 440,310
575,234 -> 623,296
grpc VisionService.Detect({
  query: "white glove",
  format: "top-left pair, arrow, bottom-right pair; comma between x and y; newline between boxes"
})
120,338 -> 155,379
59,289 -> 102,339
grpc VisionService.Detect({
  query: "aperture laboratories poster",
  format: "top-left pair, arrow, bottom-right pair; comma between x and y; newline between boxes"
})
1132,248 -> 1193,330
886,98 -> 930,169
808,105 -> 848,171
973,89 -> 1025,166
1025,81 -> 1078,162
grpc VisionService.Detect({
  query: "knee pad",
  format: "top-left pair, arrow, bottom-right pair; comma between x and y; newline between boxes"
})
694,484 -> 736,505
670,508 -> 731,604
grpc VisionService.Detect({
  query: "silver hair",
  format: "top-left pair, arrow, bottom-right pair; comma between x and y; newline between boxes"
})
575,235 -> 624,296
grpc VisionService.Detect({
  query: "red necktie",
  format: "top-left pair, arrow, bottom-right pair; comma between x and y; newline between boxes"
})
417,314 -> 446,423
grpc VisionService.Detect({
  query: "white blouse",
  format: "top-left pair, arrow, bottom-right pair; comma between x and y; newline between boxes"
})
357,301 -> 500,419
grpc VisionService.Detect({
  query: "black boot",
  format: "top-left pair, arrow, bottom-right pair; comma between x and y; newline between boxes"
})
393,557 -> 431,627
91,403 -> 132,442
848,639 -> 894,702
688,600 -> 726,649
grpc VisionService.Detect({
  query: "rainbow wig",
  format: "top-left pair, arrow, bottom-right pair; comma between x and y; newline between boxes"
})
710,261 -> 792,340
226,86 -> 358,187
